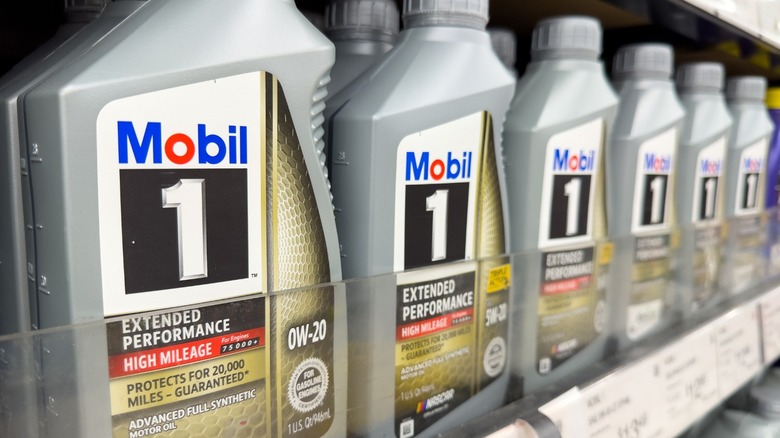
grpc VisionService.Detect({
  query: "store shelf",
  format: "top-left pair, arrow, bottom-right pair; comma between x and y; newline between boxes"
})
452,262 -> 780,437
3,1 -> 780,438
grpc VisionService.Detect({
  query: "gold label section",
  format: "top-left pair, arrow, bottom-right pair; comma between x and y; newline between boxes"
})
692,225 -> 723,302
395,328 -> 474,369
264,72 -> 336,438
395,265 -> 476,438
474,113 -> 509,390
537,245 -> 598,373
598,241 -> 613,265
110,348 -> 264,416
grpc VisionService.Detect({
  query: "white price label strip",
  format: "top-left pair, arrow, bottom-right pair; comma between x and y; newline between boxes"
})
484,420 -> 541,438
714,304 -> 762,397
655,326 -> 720,437
579,357 -> 666,438
539,387 -> 588,438
761,287 -> 780,364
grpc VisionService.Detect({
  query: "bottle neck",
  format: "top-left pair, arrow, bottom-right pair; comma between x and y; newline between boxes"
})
328,29 -> 396,45
403,13 -> 486,31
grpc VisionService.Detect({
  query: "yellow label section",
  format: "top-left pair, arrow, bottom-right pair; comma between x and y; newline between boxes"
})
486,264 -> 511,293
395,325 -> 473,368
538,290 -> 593,317
110,349 -> 264,415
632,259 -> 671,282
598,242 -> 614,265
671,229 -> 681,249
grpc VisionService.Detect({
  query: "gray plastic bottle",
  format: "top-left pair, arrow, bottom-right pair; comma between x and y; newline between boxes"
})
0,0 -> 142,337
302,10 -> 327,33
606,43 -> 685,347
488,27 -> 517,77
327,0 -> 515,436
503,16 -> 618,395
21,0 -> 345,436
0,3 -> 140,436
721,76 -> 774,295
674,63 -> 732,315
324,0 -> 399,97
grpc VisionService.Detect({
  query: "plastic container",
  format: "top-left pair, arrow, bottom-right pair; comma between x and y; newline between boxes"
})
0,3 -> 141,436
766,88 -> 780,210
606,43 -> 685,347
765,88 -> 780,278
326,0 -> 515,435
21,0 -> 345,436
674,62 -> 732,315
503,15 -> 617,395
721,76 -> 774,295
0,0 -> 127,336
488,27 -> 517,77
324,0 -> 399,97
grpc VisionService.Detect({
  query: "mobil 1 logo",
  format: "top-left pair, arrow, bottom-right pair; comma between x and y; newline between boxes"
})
692,137 -> 725,223
97,73 -> 264,316
394,113 -> 483,271
640,173 -> 668,226
632,129 -> 676,232
735,139 -> 768,215
550,173 -> 591,240
119,163 -> 247,293
539,119 -> 604,248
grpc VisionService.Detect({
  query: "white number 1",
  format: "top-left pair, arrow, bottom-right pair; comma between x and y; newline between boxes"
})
746,173 -> 757,209
162,179 -> 208,280
703,178 -> 716,219
564,178 -> 581,236
649,176 -> 665,224
426,189 -> 449,261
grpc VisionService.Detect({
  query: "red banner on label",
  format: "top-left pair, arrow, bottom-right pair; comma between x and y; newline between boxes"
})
396,308 -> 474,341
541,275 -> 591,295
108,328 -> 264,378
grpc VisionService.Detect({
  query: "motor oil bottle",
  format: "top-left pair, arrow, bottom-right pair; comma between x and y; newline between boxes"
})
324,0 -> 399,97
766,88 -> 780,210
0,2 -> 143,437
488,27 -> 517,78
503,16 -> 618,395
21,1 -> 345,437
765,87 -> 780,278
606,43 -> 685,348
721,76 -> 773,295
1,0 -> 145,337
674,62 -> 731,315
326,0 -> 515,435
302,9 -> 327,33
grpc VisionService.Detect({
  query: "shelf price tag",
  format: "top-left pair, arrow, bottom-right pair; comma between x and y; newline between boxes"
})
760,286 -> 780,364
539,387 -> 588,438
484,420 -> 541,438
654,326 -> 719,437
579,358 -> 666,438
714,304 -> 762,397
